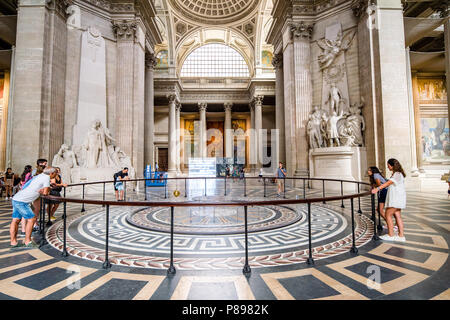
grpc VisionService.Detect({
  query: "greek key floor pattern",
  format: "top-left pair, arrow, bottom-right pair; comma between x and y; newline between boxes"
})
0,186 -> 448,300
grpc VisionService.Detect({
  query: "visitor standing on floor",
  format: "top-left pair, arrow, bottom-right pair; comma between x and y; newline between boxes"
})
9,167 -> 57,249
114,168 -> 129,201
19,165 -> 33,236
276,162 -> 286,197
4,168 -> 14,200
371,158 -> 406,242
368,166 -> 395,230
31,159 -> 47,232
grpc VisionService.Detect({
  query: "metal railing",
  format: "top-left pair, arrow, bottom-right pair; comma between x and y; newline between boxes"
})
39,176 -> 381,276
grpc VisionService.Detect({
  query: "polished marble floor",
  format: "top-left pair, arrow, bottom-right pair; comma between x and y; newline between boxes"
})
0,181 -> 448,300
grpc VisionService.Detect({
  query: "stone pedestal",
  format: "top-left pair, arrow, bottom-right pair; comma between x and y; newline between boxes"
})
309,146 -> 367,193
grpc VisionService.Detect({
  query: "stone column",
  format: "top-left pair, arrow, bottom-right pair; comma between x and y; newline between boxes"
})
224,102 -> 233,159
176,101 -> 181,173
283,22 -> 314,176
198,102 -> 207,158
405,47 -> 420,176
144,53 -> 157,168
374,0 -> 413,174
10,0 -> 68,172
433,1 -> 450,118
168,94 -> 178,172
113,20 -> 136,158
253,95 -> 264,169
272,53 -> 285,166
249,103 -> 255,167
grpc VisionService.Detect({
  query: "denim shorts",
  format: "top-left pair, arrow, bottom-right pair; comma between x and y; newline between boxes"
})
12,200 -> 35,220
115,182 -> 124,191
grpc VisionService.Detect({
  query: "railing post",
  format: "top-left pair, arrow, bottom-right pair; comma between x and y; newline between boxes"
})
184,178 -> 187,197
102,182 -> 105,207
39,200 -> 47,248
263,177 -> 266,197
167,206 -> 176,275
224,175 -> 227,196
322,180 -> 326,204
307,203 -> 314,265
243,206 -> 251,274
244,177 -> 247,197
144,179 -> 147,200
46,196 -> 52,226
164,178 -> 167,199
357,183 -> 362,214
102,204 -> 111,269
371,193 -> 380,241
350,198 -> 358,254
39,197 -> 44,235
81,184 -> 86,212
377,205 -> 383,232
303,179 -> 306,199
124,180 -> 127,201
341,181 -> 345,208
283,177 -> 286,198
62,187 -> 68,257
204,178 -> 207,196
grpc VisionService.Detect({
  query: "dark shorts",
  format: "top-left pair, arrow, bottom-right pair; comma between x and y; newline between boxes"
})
378,188 -> 388,203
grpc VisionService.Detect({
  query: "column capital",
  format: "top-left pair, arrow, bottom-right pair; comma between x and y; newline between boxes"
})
290,22 -> 314,40
252,95 -> 264,107
175,101 -> 182,111
145,52 -> 157,69
272,53 -> 283,69
224,102 -> 233,112
112,19 -> 137,41
198,102 -> 207,112
167,94 -> 179,105
350,0 -> 369,19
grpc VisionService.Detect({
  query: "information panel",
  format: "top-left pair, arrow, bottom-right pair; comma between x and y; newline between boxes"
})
188,158 -> 217,197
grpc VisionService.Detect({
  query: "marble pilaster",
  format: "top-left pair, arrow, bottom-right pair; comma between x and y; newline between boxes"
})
176,101 -> 181,173
113,20 -> 136,158
168,94 -> 178,172
224,102 -> 233,159
198,102 -> 207,158
249,103 -> 255,166
252,95 -> 264,169
144,53 -> 157,168
282,21 -> 314,176
272,53 -> 285,166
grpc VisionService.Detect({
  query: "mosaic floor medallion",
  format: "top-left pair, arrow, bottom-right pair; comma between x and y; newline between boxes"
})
126,204 -> 303,235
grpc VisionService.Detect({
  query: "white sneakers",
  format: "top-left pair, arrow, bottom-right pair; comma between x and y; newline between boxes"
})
379,234 -> 406,242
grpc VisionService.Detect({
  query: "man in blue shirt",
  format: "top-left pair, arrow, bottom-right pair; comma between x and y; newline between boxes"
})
277,162 -> 286,197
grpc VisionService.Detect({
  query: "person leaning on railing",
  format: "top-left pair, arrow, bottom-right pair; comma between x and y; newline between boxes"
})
9,167 -> 58,249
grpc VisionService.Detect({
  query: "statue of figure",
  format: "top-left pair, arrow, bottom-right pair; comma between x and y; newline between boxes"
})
346,102 -> 366,146
326,83 -> 343,114
317,30 -> 356,71
320,112 -> 329,147
82,120 -> 116,168
326,110 -> 344,147
53,144 -> 78,168
339,120 -> 357,147
307,106 -> 323,149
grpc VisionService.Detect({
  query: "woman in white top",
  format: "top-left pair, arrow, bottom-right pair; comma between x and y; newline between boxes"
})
371,158 -> 406,242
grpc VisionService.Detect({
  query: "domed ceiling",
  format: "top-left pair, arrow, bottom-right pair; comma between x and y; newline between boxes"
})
168,0 -> 260,25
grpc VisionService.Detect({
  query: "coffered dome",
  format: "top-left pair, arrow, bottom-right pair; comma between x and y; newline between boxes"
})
168,0 -> 259,25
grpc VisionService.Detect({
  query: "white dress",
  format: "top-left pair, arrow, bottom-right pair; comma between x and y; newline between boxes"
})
385,172 -> 406,209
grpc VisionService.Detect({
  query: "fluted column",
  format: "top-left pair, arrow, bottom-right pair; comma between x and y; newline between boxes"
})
113,20 -> 136,158
285,22 -> 314,176
145,52 -> 157,168
224,102 -> 233,159
176,101 -> 181,173
253,95 -> 264,169
249,103 -> 255,167
198,102 -> 207,158
168,94 -> 178,172
273,53 -> 285,166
